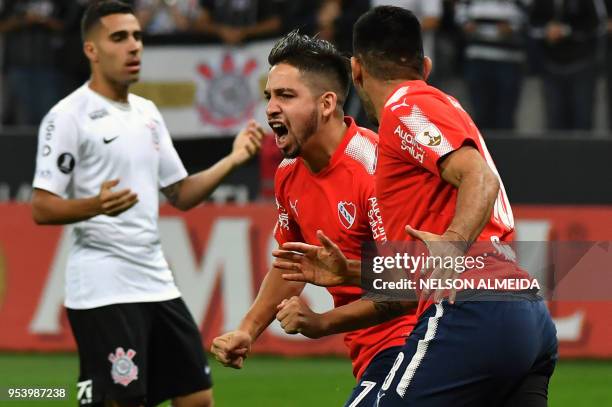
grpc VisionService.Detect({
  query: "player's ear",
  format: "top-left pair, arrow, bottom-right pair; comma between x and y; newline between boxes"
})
423,56 -> 433,82
83,40 -> 98,63
351,57 -> 363,88
320,91 -> 337,119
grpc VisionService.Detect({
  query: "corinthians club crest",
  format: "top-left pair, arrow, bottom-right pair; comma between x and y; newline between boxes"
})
338,201 -> 356,229
108,347 -> 138,387
196,53 -> 258,128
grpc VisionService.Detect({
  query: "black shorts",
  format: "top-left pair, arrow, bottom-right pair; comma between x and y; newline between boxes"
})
343,346 -> 403,407
373,298 -> 557,406
67,297 -> 212,406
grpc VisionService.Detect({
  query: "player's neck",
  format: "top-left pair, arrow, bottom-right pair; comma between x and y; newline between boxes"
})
368,76 -> 423,123
301,116 -> 347,174
372,79 -> 412,123
88,75 -> 130,103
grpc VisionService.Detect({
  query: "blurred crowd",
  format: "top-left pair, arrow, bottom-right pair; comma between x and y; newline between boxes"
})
0,0 -> 610,133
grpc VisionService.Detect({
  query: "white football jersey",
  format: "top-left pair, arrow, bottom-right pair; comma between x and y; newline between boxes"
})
33,83 -> 187,309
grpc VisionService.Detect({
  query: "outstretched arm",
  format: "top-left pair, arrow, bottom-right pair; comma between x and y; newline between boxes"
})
210,264 -> 304,369
162,121 -> 264,210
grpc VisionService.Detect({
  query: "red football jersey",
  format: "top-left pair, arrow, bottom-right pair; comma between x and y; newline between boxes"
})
274,117 -> 415,380
376,81 -> 531,315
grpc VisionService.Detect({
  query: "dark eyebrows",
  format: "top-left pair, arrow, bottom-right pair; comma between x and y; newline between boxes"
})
273,88 -> 296,95
108,29 -> 142,40
263,86 -> 298,100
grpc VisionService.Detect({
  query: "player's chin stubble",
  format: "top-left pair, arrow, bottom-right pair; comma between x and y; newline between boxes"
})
283,109 -> 319,159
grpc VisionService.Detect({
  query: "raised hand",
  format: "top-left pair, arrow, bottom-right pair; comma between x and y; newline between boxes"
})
272,230 -> 356,287
229,120 -> 264,166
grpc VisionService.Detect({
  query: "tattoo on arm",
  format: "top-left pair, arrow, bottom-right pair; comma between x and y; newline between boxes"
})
161,180 -> 183,207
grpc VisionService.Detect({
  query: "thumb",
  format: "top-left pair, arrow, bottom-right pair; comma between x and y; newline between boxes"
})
405,224 -> 430,242
317,230 -> 338,252
102,179 -> 120,190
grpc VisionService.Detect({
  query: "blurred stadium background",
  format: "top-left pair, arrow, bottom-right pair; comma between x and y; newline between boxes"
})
1,0 -> 611,406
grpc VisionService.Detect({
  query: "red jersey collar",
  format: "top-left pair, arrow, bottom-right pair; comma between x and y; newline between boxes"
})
384,80 -> 427,108
329,116 -> 360,166
301,116 -> 360,176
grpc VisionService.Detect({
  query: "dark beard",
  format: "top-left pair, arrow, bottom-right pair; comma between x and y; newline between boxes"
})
356,85 -> 379,127
282,108 -> 318,159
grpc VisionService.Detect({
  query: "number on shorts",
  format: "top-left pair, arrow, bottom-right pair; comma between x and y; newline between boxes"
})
381,352 -> 404,391
348,381 -> 377,407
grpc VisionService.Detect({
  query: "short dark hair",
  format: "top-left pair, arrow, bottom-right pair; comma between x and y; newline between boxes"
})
81,0 -> 134,41
268,30 -> 351,107
353,6 -> 424,80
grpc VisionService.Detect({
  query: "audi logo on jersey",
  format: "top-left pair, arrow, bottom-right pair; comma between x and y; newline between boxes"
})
338,201 -> 356,229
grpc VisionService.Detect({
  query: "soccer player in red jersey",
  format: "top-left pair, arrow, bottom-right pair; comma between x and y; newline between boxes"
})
210,31 -> 416,406
276,7 -> 558,406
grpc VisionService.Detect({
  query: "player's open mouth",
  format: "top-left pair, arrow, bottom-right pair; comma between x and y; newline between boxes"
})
270,122 -> 289,147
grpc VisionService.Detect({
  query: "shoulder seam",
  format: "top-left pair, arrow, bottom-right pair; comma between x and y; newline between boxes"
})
278,158 -> 297,169
343,132 -> 377,175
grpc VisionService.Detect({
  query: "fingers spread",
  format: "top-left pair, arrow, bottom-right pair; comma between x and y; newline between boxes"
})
281,242 -> 318,254
280,273 -> 307,283
405,224 -> 426,241
272,250 -> 303,262
273,260 -> 301,272
316,230 -> 342,256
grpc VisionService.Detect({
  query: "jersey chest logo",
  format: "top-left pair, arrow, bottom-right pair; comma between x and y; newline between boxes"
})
146,120 -> 161,150
338,201 -> 356,230
289,199 -> 298,217
108,347 -> 139,387
103,135 -> 119,144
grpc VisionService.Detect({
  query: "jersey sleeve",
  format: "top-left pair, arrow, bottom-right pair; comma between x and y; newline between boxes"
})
32,110 -> 79,198
153,104 -> 188,188
382,95 -> 477,176
359,174 -> 388,244
273,174 -> 303,246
